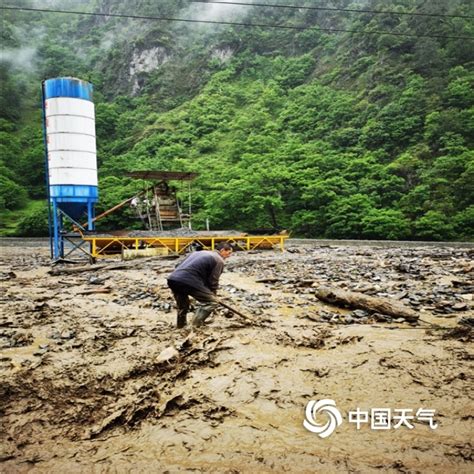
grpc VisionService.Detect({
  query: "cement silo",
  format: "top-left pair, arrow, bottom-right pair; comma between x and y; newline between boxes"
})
42,77 -> 98,259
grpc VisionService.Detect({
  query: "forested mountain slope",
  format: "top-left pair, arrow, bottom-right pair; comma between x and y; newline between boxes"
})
1,0 -> 473,239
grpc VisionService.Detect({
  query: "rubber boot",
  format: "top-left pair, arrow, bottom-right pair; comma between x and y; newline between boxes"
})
177,312 -> 187,329
192,304 -> 214,327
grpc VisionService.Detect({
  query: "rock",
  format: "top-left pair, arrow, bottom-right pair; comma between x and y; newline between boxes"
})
459,317 -> 474,327
352,309 -> 368,318
393,291 -> 408,300
0,271 -> 16,281
156,346 -> 179,364
373,313 -> 392,323
10,332 -> 33,347
442,326 -> 474,343
88,276 -> 108,285
60,330 -> 74,340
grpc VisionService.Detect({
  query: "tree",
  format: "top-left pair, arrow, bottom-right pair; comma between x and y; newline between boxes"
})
0,175 -> 28,211
453,206 -> 474,241
16,204 -> 49,237
414,211 -> 454,241
444,66 -> 474,109
361,209 -> 411,240
325,194 -> 376,239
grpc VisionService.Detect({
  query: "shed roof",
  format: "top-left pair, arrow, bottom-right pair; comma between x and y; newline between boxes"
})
126,171 -> 198,181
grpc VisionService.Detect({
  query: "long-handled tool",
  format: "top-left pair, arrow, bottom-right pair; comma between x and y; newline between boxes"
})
217,299 -> 255,323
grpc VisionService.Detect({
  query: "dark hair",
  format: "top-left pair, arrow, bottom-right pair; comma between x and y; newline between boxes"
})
216,242 -> 233,251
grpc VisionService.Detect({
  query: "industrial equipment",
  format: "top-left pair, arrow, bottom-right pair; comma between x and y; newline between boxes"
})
42,77 -> 98,260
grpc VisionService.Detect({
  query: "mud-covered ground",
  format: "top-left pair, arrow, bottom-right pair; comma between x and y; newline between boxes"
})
1,243 -> 473,473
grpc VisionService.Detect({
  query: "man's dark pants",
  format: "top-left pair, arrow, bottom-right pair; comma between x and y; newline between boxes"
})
167,280 -> 218,328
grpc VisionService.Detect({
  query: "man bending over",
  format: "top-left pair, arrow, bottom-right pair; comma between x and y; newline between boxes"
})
167,243 -> 233,328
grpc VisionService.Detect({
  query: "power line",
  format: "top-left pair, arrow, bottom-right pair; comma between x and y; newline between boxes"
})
191,0 -> 474,20
2,5 -> 473,41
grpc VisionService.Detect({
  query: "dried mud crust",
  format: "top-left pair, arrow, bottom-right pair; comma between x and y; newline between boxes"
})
0,244 -> 473,472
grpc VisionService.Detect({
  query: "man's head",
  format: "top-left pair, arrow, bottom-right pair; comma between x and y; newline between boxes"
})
216,243 -> 233,259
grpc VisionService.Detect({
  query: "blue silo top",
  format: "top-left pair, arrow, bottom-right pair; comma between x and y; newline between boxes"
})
43,77 -> 93,101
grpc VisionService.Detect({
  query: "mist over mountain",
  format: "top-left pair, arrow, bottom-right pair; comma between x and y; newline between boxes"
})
1,0 -> 473,239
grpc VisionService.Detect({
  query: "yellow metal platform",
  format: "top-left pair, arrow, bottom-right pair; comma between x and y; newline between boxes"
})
81,234 -> 288,259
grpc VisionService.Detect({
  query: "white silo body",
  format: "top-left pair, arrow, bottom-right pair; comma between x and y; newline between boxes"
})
44,87 -> 98,194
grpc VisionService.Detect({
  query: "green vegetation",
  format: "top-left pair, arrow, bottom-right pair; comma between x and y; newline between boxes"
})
1,0 -> 473,240
0,200 -> 46,237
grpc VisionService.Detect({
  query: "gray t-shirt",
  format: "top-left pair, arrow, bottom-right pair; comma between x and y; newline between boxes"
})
168,250 -> 225,293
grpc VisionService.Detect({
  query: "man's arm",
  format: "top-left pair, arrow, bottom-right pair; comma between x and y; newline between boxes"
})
208,259 -> 224,293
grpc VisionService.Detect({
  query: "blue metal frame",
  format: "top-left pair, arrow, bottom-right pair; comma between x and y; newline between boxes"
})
41,81 -> 54,258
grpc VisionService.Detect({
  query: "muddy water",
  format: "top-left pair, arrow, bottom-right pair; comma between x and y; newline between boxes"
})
0,245 -> 472,472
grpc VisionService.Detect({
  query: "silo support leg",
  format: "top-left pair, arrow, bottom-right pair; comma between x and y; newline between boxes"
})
59,213 -> 64,258
87,201 -> 94,230
52,201 -> 60,260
